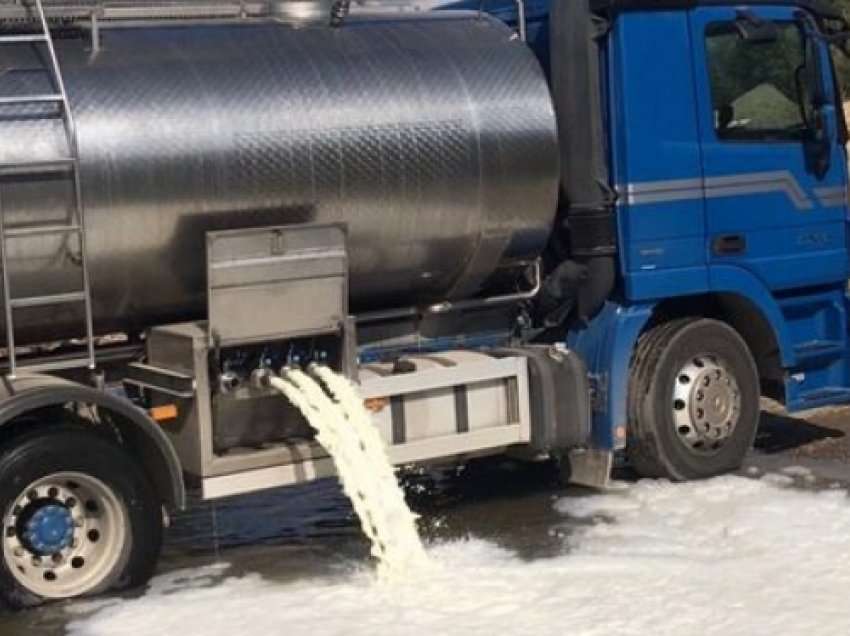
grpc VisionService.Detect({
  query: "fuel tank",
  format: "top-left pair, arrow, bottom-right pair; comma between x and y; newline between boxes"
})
0,11 -> 559,345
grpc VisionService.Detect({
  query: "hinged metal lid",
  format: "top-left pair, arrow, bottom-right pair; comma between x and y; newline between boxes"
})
206,224 -> 347,347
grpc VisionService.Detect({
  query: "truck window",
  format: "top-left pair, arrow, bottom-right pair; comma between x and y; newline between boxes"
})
705,22 -> 807,141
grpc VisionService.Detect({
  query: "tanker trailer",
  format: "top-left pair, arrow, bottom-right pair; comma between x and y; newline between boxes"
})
0,0 -> 602,607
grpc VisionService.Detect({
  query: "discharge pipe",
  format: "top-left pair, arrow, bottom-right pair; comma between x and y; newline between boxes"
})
357,260 -> 542,325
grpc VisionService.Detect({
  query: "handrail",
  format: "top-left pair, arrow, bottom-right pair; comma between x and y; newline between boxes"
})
357,260 -> 543,325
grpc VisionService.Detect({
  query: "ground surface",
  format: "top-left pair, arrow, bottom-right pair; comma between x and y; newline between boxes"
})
2,404 -> 850,635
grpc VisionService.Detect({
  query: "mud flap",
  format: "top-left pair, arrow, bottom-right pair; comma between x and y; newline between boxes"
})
565,448 -> 627,491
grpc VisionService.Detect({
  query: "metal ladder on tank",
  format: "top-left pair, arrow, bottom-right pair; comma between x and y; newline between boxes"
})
0,0 -> 95,378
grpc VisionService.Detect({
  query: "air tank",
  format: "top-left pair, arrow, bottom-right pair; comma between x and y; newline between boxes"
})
0,11 -> 559,345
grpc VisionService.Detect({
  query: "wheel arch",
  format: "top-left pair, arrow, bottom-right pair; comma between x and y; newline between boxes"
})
0,374 -> 185,511
649,291 -> 788,401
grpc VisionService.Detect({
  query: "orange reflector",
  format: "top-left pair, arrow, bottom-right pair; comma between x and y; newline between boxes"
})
363,397 -> 389,413
150,404 -> 178,423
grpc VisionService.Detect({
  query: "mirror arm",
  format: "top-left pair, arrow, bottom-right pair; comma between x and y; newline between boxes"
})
794,64 -> 813,128
796,12 -> 828,107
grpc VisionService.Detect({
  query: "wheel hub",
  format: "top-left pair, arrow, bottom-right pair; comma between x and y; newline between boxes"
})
672,355 -> 741,454
2,472 -> 127,599
22,504 -> 74,555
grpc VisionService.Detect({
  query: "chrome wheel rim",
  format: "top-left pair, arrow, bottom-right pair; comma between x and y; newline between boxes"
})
671,355 -> 741,455
3,472 -> 127,599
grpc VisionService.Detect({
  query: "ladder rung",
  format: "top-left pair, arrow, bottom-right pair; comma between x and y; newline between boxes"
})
0,158 -> 75,176
10,291 -> 87,309
0,94 -> 63,106
12,357 -> 94,375
0,34 -> 48,44
5,224 -> 81,238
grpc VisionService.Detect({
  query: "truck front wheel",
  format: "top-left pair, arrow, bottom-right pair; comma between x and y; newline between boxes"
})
627,318 -> 760,480
0,426 -> 162,608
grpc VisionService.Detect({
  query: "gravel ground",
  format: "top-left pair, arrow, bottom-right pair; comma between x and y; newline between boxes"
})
745,401 -> 850,483
756,400 -> 850,461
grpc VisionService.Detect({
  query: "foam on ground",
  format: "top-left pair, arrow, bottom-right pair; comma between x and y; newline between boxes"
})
67,475 -> 850,636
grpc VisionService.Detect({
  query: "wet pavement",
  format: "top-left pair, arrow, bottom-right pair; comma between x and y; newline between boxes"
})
2,402 -> 850,635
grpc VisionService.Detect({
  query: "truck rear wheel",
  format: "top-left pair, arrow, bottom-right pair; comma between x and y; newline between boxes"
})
0,427 -> 162,608
627,318 -> 759,480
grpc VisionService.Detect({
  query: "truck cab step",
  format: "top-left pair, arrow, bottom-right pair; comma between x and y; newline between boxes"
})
795,387 -> 850,409
792,339 -> 846,362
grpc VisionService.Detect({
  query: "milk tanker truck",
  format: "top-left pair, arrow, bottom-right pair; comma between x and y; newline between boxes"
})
0,0 -> 847,607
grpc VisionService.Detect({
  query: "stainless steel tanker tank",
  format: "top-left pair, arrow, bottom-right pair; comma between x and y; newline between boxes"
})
0,12 -> 559,345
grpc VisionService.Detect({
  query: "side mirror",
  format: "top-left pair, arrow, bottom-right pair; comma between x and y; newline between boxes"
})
793,11 -> 827,108
806,105 -> 831,179
805,41 -> 827,108
796,18 -> 831,177
734,11 -> 779,43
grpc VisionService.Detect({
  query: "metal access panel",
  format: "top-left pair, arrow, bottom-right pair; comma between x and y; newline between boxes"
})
206,224 -> 347,347
359,351 -> 532,465
135,321 -> 328,481
200,351 -> 532,499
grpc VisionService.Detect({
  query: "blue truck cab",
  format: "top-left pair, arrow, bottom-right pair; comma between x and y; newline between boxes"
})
445,0 -> 850,479
532,0 -> 850,480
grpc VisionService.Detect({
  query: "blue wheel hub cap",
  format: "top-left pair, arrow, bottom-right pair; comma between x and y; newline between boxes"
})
23,504 -> 74,555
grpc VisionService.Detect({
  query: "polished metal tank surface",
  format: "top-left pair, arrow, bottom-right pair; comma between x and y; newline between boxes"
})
0,12 -> 559,345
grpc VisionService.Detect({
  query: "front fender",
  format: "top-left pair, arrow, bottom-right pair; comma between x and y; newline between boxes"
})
567,302 -> 654,450
0,374 -> 185,510
708,264 -> 796,367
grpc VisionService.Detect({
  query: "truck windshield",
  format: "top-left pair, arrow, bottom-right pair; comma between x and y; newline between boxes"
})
706,21 -> 808,141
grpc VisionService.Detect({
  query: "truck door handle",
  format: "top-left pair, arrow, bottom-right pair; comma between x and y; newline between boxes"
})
712,234 -> 746,255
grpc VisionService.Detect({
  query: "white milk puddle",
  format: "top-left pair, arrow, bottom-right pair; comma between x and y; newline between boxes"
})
270,365 -> 428,578
67,474 -> 850,636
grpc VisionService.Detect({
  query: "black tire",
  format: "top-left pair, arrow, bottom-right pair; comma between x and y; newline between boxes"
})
0,426 -> 162,609
627,318 -> 759,480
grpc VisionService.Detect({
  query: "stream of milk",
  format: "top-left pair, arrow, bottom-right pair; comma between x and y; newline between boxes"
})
268,365 -> 429,579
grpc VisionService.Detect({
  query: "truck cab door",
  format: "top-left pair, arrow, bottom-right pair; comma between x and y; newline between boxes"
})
690,6 -> 849,291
